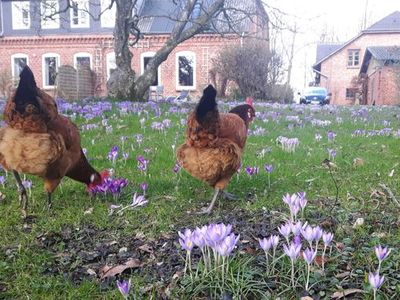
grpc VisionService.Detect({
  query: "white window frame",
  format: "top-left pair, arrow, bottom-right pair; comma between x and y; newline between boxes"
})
70,0 -> 90,28
10,54 -> 29,78
12,1 -> 30,30
140,52 -> 161,86
100,0 -> 116,28
42,53 -> 60,89
176,51 -> 196,90
41,0 -> 60,29
106,52 -> 116,80
73,52 -> 93,69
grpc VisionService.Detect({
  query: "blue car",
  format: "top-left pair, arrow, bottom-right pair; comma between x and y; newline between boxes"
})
300,87 -> 331,105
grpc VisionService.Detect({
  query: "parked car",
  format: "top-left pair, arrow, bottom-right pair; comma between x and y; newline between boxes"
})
299,87 -> 331,105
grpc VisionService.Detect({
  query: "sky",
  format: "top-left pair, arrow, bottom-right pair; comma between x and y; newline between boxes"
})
267,0 -> 400,92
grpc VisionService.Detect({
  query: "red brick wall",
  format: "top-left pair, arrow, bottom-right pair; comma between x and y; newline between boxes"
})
318,32 -> 400,105
0,34 -> 241,99
368,66 -> 400,105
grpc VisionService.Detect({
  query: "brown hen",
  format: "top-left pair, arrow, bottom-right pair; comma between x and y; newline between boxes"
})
177,85 -> 255,214
0,66 -> 105,217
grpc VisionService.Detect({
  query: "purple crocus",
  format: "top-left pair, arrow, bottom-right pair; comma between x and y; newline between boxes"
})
375,245 -> 391,262
322,232 -> 334,246
215,233 -> 240,257
108,146 -> 119,163
283,242 -> 301,261
173,162 -> 181,173
259,237 -> 273,252
205,223 -> 232,247
139,182 -> 148,194
301,225 -> 315,246
116,279 -> 131,299
327,130 -> 336,141
278,223 -> 292,242
264,164 -> 274,173
303,248 -> 317,264
369,272 -> 384,290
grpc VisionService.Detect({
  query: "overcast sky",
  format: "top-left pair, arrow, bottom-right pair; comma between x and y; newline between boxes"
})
267,0 -> 400,91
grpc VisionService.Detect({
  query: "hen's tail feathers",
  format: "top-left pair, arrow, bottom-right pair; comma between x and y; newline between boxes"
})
195,85 -> 218,124
14,66 -> 40,114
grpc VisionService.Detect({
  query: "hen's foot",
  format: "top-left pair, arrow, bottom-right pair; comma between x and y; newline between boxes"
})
19,190 -> 28,219
222,191 -> 237,201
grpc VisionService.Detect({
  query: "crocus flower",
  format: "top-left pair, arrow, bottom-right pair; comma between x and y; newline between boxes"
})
283,242 -> 301,261
322,232 -> 334,246
215,233 -> 240,257
131,193 -> 147,207
369,272 -> 384,296
301,225 -> 315,246
116,279 -> 131,299
303,248 -> 317,264
140,182 -> 148,194
278,223 -> 292,242
375,245 -> 391,262
264,164 -> 274,173
259,237 -> 273,252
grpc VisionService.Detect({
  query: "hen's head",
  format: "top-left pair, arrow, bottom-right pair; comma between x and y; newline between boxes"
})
229,102 -> 256,126
87,170 -> 109,191
14,66 -> 40,114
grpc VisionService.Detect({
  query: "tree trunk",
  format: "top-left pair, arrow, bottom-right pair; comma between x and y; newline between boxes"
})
107,0 -> 136,100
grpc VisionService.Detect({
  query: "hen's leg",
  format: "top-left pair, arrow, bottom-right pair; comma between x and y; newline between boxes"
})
44,178 -> 61,210
197,188 -> 220,215
12,170 -> 28,218
47,192 -> 52,209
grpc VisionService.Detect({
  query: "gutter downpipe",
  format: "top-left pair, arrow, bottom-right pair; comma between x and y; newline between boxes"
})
0,0 -> 4,37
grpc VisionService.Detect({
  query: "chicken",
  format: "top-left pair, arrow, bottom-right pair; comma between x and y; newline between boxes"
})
0,66 -> 106,217
177,85 -> 255,214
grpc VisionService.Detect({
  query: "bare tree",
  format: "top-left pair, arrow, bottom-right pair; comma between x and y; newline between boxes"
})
212,40 -> 277,99
40,0 -> 268,100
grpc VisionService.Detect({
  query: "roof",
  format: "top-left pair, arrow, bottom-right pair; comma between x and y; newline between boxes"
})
363,11 -> 400,33
138,0 -> 266,34
367,46 -> 400,60
360,46 -> 400,73
313,11 -> 400,70
315,44 -> 342,62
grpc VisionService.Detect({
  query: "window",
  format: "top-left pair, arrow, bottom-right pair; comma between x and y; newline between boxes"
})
140,52 -> 161,86
106,52 -> 116,80
346,88 -> 357,100
70,0 -> 90,28
73,52 -> 92,69
101,0 -> 116,27
42,53 -> 60,88
12,1 -> 30,30
348,49 -> 360,67
41,0 -> 60,29
176,51 -> 196,90
11,54 -> 29,78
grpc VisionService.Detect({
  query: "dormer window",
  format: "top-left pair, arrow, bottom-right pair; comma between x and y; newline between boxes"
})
12,1 -> 30,30
101,0 -> 116,28
41,0 -> 60,29
70,0 -> 90,28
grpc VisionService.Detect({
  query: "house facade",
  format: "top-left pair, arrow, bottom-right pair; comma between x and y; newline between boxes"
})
0,0 -> 268,100
313,11 -> 400,105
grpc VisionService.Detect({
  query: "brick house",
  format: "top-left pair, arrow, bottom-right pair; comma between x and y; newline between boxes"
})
312,11 -> 400,105
359,46 -> 400,105
0,0 -> 268,99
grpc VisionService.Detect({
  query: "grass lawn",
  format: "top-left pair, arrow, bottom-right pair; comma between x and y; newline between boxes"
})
0,100 -> 399,299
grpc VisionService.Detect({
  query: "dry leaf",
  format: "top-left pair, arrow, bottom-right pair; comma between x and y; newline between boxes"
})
388,169 -> 395,177
139,244 -> 153,253
331,288 -> 364,299
353,158 -> 364,167
335,271 -> 351,278
84,207 -> 93,215
87,268 -> 97,276
301,297 -> 314,300
100,258 -> 142,280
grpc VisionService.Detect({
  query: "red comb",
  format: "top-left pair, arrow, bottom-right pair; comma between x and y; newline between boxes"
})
100,170 -> 110,180
246,97 -> 254,106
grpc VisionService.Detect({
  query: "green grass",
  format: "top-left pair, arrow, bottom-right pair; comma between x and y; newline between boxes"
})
1,101 -> 399,299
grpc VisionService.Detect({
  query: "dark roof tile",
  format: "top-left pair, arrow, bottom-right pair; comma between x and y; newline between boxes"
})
315,44 -> 342,63
363,11 -> 400,33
